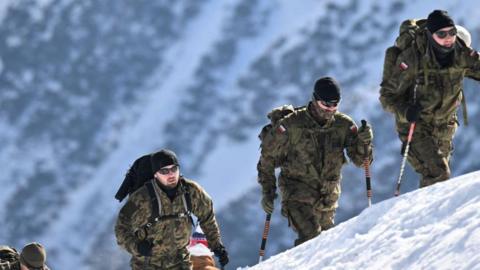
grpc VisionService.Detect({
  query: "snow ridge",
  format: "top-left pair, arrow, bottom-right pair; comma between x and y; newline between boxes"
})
244,172 -> 480,270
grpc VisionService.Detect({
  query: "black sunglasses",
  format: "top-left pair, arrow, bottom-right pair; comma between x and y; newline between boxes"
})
434,28 -> 457,39
319,100 -> 339,108
158,165 -> 179,175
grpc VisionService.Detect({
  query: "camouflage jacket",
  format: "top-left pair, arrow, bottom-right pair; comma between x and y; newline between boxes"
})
0,261 -> 19,270
257,106 -> 373,208
380,27 -> 480,125
115,177 -> 223,265
0,260 -> 50,270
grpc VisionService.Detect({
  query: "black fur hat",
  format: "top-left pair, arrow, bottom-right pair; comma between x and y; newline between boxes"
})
427,10 -> 455,33
313,76 -> 341,102
151,149 -> 179,173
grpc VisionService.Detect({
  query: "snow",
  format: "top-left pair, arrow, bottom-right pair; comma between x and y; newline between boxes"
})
2,1 -> 480,269
201,135 -> 259,208
0,0 -> 15,24
242,171 -> 480,270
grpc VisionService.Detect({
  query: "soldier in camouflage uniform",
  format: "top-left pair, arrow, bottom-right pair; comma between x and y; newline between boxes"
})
115,149 -> 228,270
380,10 -> 480,188
0,242 -> 49,270
257,77 -> 374,246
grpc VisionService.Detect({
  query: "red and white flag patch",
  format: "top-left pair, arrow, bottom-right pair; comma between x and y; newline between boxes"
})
350,125 -> 358,134
276,125 -> 286,134
399,62 -> 409,71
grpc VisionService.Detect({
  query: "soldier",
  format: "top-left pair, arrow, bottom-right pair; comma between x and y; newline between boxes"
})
0,242 -> 50,270
115,149 -> 229,270
257,77 -> 374,246
380,10 -> 480,188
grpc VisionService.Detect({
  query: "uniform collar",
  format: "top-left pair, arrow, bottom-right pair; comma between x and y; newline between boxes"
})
154,178 -> 183,201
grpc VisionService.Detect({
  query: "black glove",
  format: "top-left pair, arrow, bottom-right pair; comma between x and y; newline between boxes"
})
136,239 -> 153,257
261,190 -> 277,214
213,245 -> 229,267
405,103 -> 422,123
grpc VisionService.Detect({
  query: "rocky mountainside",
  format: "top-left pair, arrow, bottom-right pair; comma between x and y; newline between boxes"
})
1,0 -> 479,269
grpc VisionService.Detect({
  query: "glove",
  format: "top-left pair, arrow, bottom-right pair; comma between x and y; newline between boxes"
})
405,103 -> 422,123
261,191 -> 277,214
136,239 -> 153,257
357,122 -> 373,144
213,245 -> 229,267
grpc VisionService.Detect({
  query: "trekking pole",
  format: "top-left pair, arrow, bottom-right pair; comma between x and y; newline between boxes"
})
258,213 -> 272,263
394,85 -> 418,196
361,120 -> 372,207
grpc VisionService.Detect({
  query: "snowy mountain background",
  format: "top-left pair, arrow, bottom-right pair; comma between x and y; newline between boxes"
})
1,0 -> 480,269
242,172 -> 480,270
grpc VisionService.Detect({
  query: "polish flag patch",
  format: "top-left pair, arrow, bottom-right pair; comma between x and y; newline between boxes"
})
399,62 -> 409,71
276,125 -> 286,134
350,125 -> 358,133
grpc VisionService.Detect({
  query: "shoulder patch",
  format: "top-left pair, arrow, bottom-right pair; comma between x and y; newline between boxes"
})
350,125 -> 358,134
399,62 -> 409,71
276,124 -> 287,134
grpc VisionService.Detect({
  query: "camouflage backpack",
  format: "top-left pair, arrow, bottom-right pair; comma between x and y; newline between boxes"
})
0,246 -> 19,263
115,153 -> 194,226
258,104 -> 297,142
382,19 -> 427,85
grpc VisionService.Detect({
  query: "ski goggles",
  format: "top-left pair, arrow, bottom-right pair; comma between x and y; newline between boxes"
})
158,165 -> 179,175
434,28 -> 457,39
316,99 -> 339,111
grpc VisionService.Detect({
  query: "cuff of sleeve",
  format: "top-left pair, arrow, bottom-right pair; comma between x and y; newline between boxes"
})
210,242 -> 224,252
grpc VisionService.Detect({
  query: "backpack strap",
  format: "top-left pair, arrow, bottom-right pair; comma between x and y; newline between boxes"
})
461,89 -> 468,126
459,68 -> 468,126
143,179 -> 194,231
180,180 -> 194,225
145,180 -> 161,226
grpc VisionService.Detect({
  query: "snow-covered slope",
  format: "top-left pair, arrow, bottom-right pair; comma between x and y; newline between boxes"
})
243,172 -> 480,270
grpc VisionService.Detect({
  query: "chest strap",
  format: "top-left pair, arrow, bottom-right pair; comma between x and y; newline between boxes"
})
144,180 -> 194,229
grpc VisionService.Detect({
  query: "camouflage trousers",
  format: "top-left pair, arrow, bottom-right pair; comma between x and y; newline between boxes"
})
282,200 -> 335,246
131,254 -> 192,270
398,119 -> 457,188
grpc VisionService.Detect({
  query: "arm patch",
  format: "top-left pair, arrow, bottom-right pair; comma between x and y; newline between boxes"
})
350,125 -> 358,134
276,124 -> 287,134
399,62 -> 409,71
